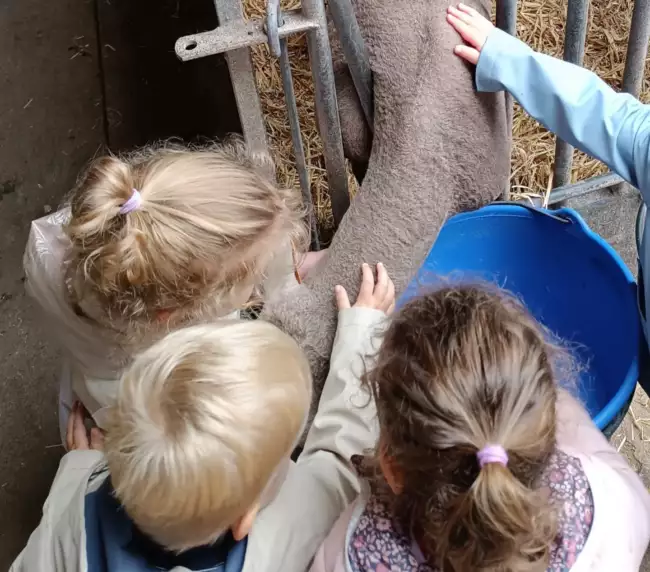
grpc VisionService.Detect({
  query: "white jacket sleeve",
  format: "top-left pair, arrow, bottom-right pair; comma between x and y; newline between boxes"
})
10,450 -> 104,572
556,391 -> 650,569
23,210 -> 125,389
556,389 -> 650,520
242,307 -> 386,572
556,389 -> 638,472
299,307 -> 385,483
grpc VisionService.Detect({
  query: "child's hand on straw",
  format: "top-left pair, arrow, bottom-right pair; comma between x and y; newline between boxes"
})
447,3 -> 494,65
335,263 -> 395,315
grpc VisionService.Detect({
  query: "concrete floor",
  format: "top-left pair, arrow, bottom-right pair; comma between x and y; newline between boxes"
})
0,0 -> 104,566
0,0 -> 239,566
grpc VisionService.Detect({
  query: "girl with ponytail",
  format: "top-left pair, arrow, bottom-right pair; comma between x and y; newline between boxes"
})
24,139 -> 309,441
311,285 -> 650,571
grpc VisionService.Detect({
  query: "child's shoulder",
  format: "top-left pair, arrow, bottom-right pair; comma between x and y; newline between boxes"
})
542,450 -> 594,571
347,491 -> 429,572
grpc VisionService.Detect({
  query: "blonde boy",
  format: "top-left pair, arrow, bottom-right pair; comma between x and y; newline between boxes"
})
11,263 -> 394,572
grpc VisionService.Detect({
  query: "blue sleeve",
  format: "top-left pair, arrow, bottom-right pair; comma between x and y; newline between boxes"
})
476,27 -> 650,200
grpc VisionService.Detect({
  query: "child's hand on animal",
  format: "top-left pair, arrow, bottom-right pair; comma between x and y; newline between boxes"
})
66,401 -> 105,452
447,3 -> 494,65
335,263 -> 395,314
298,248 -> 329,281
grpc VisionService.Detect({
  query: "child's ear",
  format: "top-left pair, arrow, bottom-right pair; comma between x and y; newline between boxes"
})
231,502 -> 260,541
379,441 -> 404,495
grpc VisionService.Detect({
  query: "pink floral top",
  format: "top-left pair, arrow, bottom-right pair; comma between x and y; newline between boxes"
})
348,450 -> 594,571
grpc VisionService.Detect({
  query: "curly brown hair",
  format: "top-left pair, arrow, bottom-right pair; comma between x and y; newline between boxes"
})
364,285 -> 563,571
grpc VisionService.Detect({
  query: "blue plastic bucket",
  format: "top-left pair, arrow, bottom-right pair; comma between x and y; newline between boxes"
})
399,203 -> 643,434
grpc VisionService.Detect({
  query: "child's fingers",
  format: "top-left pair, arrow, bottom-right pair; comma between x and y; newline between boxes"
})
73,407 -> 89,450
384,278 -> 396,308
446,13 -> 482,49
448,4 -> 474,25
66,402 -> 77,450
335,285 -> 351,310
453,45 -> 480,65
357,263 -> 375,302
386,300 -> 396,316
457,3 -> 480,18
90,428 -> 105,451
373,263 -> 389,300
446,14 -> 473,43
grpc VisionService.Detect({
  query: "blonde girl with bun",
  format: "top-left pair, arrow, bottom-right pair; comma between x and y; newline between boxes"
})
312,285 -> 650,572
24,139 -> 312,439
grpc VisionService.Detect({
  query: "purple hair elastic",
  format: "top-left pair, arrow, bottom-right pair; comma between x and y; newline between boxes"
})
119,188 -> 142,214
476,444 -> 508,468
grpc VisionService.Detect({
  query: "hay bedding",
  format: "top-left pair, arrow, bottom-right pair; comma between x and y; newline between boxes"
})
243,0 -> 650,227
243,0 -> 353,231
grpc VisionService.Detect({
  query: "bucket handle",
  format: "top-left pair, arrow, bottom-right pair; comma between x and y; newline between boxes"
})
636,203 -> 646,253
494,201 -> 573,224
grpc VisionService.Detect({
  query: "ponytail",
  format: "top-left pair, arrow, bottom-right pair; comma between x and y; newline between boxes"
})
66,154 -> 153,319
363,285 -> 563,572
434,460 -> 555,571
64,140 -> 307,342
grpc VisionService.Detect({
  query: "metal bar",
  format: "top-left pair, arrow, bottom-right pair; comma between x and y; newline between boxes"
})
280,41 -> 320,249
211,0 -> 271,173
606,0 -> 650,196
176,10 -> 318,61
266,0 -> 282,58
552,0 -> 590,189
622,0 -> 650,97
327,0 -> 374,130
547,172 -> 623,205
609,0 -> 650,197
301,0 -> 351,225
269,2 -> 321,249
495,0 -> 517,200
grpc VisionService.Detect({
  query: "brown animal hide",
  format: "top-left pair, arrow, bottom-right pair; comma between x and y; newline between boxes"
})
262,0 -> 511,425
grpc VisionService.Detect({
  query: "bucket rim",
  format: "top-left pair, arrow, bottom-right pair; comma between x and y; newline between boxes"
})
437,203 -> 641,430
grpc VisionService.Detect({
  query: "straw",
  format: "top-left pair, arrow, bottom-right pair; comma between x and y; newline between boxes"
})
509,0 -> 649,199
243,0 -> 648,225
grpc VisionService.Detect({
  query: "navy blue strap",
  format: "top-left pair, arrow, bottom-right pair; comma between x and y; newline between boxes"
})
85,479 -> 247,572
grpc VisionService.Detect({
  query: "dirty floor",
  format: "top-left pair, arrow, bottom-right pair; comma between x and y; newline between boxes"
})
0,0 -> 104,565
0,0 -> 240,566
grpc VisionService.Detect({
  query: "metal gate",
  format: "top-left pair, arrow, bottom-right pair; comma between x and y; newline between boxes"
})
175,0 -> 650,239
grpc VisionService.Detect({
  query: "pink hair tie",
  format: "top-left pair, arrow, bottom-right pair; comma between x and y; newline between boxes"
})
476,444 -> 508,468
119,188 -> 142,214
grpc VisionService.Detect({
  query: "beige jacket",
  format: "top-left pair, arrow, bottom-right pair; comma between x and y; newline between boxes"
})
10,306 -> 386,572
24,209 -> 299,430
311,390 -> 650,572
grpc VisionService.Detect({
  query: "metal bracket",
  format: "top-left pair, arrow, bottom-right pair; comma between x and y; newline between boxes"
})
176,9 -> 318,61
175,0 -> 350,229
548,172 -> 625,205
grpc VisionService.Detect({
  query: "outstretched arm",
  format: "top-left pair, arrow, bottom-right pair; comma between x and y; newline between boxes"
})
300,262 -> 394,471
447,3 -> 650,200
245,264 -> 394,572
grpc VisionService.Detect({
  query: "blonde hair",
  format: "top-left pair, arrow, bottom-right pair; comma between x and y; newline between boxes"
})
65,139 -> 306,341
104,320 -> 311,551
365,285 -> 562,571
